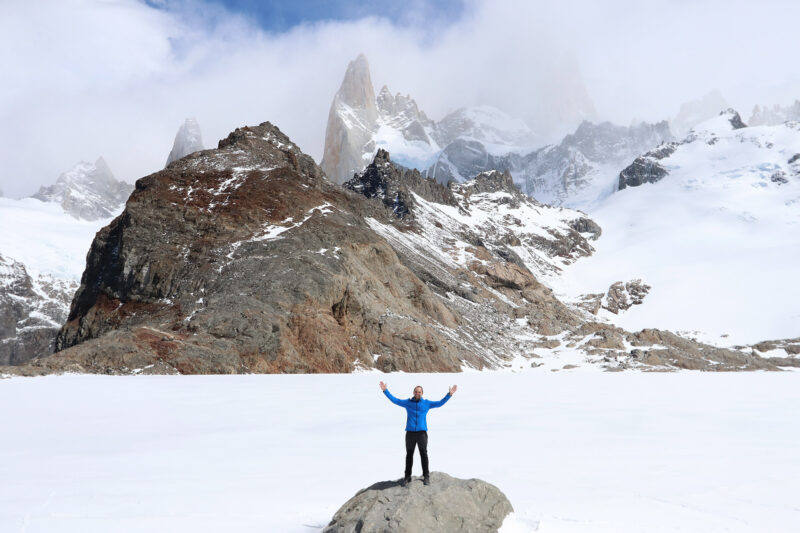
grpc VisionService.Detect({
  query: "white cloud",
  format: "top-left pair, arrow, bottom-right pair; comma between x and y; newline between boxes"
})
1,0 -> 799,197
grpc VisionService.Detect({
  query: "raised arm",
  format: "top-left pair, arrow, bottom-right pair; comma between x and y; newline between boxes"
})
380,381 -> 411,407
428,385 -> 457,408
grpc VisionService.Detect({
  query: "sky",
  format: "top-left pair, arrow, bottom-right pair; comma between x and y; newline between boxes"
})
1,0 -> 799,197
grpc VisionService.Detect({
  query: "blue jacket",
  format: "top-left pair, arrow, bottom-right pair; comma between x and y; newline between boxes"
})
383,389 -> 452,431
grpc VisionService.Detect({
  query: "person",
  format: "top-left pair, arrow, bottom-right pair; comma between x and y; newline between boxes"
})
379,381 -> 457,486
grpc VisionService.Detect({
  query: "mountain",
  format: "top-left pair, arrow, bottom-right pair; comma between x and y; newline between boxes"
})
166,118 -> 205,166
2,121 -> 787,376
553,108 -> 800,347
321,54 -> 535,185
0,253 -> 76,365
0,196 -> 116,365
322,55 -> 670,209
31,157 -> 132,221
749,100 -> 800,126
510,120 -> 673,208
0,158 -> 130,364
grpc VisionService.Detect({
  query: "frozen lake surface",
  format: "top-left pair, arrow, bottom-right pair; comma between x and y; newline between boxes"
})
1,372 -> 799,532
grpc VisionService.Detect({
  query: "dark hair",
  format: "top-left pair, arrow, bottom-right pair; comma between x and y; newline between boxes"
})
414,385 -> 423,393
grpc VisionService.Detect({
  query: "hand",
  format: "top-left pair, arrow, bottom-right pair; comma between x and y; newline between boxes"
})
379,381 -> 387,391
449,384 -> 457,395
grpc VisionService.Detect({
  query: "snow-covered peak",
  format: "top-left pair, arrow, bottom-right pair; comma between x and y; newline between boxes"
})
323,55 -> 538,185
31,157 -> 132,221
166,118 -> 205,166
689,108 -> 747,135
671,89 -> 730,136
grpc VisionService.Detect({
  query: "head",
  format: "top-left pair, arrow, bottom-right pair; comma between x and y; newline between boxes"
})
412,385 -> 423,400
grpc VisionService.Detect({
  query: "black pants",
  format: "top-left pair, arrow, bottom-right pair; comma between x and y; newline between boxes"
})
405,430 -> 429,478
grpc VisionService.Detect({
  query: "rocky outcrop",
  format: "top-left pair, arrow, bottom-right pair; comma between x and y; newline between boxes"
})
618,142 -> 677,190
343,149 -> 457,219
0,254 -> 76,365
722,108 -> 747,130
603,280 -> 651,314
31,157 -> 132,220
324,472 -> 513,533
166,118 -> 204,166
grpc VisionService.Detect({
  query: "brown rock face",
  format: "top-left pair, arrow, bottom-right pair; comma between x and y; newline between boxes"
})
41,122 -> 489,374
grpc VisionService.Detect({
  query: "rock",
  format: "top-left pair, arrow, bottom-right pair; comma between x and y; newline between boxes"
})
343,149 -> 458,219
618,142 -> 678,190
602,279 -> 651,314
569,217 -> 602,240
577,293 -> 603,315
722,108 -> 747,130
770,170 -> 788,184
324,472 -> 513,533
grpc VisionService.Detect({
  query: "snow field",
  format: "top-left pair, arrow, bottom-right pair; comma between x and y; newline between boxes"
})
1,372 -> 798,532
554,121 -> 800,346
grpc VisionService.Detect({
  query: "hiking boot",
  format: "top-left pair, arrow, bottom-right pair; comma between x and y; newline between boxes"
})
423,476 -> 430,486
401,477 -> 411,487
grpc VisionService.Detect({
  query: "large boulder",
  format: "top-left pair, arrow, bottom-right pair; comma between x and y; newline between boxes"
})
324,472 -> 513,533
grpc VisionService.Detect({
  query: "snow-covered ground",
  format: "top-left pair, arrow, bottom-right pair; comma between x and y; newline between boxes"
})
553,119 -> 800,347
2,372 -> 798,533
0,197 -> 113,281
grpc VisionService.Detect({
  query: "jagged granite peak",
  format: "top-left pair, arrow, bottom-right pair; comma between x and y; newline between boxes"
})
324,472 -> 513,533
166,118 -> 205,167
321,54 -> 382,184
335,53 -> 378,121
322,55 -> 529,186
749,99 -> 800,126
0,253 -> 76,365
343,149 -> 457,218
31,157 -> 133,221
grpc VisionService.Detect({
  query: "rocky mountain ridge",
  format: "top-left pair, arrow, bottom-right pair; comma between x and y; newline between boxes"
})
3,121 -> 795,376
321,55 -> 672,210
321,54 -> 536,186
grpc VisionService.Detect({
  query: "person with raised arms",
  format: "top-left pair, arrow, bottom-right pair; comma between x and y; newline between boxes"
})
379,381 -> 457,486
